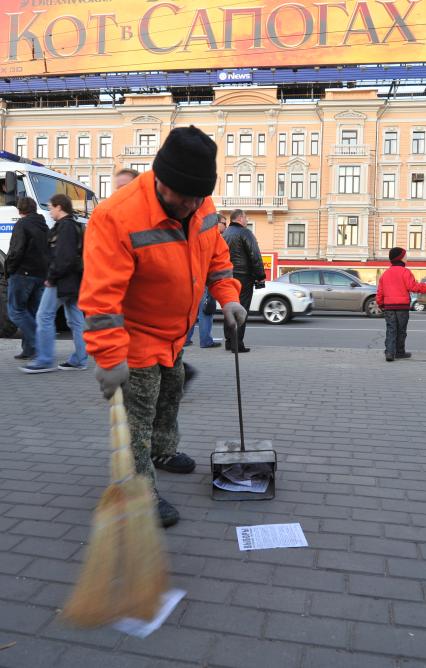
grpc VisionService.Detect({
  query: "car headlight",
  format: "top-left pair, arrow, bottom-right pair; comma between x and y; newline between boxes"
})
293,290 -> 307,298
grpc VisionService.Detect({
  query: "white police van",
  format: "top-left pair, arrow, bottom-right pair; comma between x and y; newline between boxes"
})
0,151 -> 97,336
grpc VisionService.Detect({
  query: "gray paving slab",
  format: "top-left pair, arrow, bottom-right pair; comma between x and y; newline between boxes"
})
1,339 -> 426,666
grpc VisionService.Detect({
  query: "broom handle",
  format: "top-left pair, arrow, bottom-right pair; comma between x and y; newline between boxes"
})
233,324 -> 246,453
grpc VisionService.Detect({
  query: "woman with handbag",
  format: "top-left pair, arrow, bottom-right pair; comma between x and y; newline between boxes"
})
184,287 -> 221,348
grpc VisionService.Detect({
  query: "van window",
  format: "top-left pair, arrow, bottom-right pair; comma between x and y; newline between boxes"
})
0,175 -> 26,206
29,173 -> 97,217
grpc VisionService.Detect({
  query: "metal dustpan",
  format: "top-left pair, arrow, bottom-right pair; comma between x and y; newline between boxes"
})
211,326 -> 277,501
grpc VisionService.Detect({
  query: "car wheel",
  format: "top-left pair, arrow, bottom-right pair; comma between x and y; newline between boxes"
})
364,296 -> 382,318
413,301 -> 425,312
261,297 -> 292,324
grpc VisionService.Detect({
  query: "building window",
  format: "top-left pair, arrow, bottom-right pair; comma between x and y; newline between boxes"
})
382,174 -> 396,199
137,133 -> 156,155
310,132 -> 319,155
36,137 -> 48,160
381,225 -> 394,249
341,130 -> 358,145
238,174 -> 251,196
338,166 -> 360,194
256,174 -> 264,198
288,224 -> 305,248
15,137 -> 28,158
290,173 -> 303,198
77,175 -> 91,187
56,136 -> 69,159
99,175 -> 112,199
292,132 -> 304,156
411,173 -> 424,199
384,131 -> 398,155
412,131 -> 425,155
78,136 -> 90,158
309,173 -> 319,199
277,173 -> 285,197
226,134 -> 235,156
99,136 -> 112,158
410,225 -> 422,250
130,163 -> 150,172
278,133 -> 286,156
225,174 -> 234,196
337,215 -> 359,246
239,134 -> 252,156
257,133 -> 266,156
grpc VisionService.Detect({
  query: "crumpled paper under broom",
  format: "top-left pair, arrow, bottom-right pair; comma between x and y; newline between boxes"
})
62,387 -> 168,627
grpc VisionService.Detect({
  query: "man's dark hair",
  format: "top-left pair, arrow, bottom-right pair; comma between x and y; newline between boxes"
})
230,209 -> 244,223
17,196 -> 37,215
115,168 -> 139,180
50,193 -> 73,216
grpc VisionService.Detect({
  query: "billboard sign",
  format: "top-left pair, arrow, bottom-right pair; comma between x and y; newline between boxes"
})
0,0 -> 425,77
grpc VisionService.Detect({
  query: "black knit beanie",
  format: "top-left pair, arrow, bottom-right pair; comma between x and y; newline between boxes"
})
389,247 -> 406,263
153,126 -> 217,197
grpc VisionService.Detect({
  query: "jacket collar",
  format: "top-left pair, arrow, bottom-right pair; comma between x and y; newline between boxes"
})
391,260 -> 405,267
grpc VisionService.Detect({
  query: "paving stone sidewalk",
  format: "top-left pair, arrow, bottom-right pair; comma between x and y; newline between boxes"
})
1,338 -> 426,668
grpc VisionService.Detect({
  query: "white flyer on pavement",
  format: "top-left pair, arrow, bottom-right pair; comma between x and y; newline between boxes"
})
236,523 -> 308,551
113,589 -> 186,639
213,477 -> 269,494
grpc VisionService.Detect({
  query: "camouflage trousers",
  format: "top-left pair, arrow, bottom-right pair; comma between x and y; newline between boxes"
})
123,352 -> 184,486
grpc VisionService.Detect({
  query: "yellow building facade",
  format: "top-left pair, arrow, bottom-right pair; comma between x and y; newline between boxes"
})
3,86 -> 426,280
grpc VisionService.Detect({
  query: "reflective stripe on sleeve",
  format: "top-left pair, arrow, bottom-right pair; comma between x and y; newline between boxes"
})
130,227 -> 186,248
199,213 -> 218,233
85,314 -> 124,331
206,268 -> 234,285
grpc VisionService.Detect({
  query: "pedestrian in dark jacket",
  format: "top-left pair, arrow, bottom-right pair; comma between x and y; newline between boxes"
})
5,197 -> 48,360
222,209 -> 266,352
20,193 -> 88,374
377,247 -> 426,361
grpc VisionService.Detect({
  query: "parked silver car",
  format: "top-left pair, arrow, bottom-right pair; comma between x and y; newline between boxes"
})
279,269 -> 381,316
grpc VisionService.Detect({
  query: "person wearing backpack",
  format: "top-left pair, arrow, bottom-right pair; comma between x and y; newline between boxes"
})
20,193 -> 88,373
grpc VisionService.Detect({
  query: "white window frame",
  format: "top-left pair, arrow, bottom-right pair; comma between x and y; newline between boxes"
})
411,173 -> 424,199
309,173 -> 319,199
238,173 -> 251,196
99,174 -> 112,199
412,130 -> 425,155
35,136 -> 48,160
337,215 -> 359,246
341,129 -> 358,145
338,165 -> 361,194
56,136 -> 69,159
239,133 -> 252,156
130,163 -> 150,173
77,174 -> 91,187
290,173 -> 303,199
384,130 -> 398,155
292,132 -> 304,156
380,224 -> 394,249
99,136 -> 112,159
78,136 -> 91,159
256,173 -> 265,198
257,133 -> 266,156
287,223 -> 306,248
277,173 -> 285,197
278,133 -> 287,156
226,134 -> 235,156
409,225 -> 422,250
382,173 -> 396,199
310,132 -> 319,155
225,173 -> 234,196
15,137 -> 28,158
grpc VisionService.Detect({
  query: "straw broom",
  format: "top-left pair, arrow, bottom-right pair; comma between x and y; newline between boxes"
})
62,387 -> 168,627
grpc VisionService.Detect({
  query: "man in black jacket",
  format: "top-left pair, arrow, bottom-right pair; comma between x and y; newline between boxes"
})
5,197 -> 49,360
20,193 -> 88,374
223,209 -> 266,352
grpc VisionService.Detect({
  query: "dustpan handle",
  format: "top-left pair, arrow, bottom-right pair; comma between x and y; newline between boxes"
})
233,324 -> 246,453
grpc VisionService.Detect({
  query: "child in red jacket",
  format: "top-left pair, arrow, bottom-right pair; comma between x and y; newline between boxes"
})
377,247 -> 426,361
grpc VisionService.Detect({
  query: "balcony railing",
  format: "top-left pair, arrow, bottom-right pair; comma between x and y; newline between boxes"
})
212,195 -> 288,210
330,144 -> 369,156
123,145 -> 158,156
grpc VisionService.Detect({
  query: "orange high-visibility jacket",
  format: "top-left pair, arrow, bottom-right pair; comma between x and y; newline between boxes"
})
79,171 -> 240,369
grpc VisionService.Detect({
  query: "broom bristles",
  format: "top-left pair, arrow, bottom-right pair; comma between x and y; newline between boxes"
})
62,387 -> 168,627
